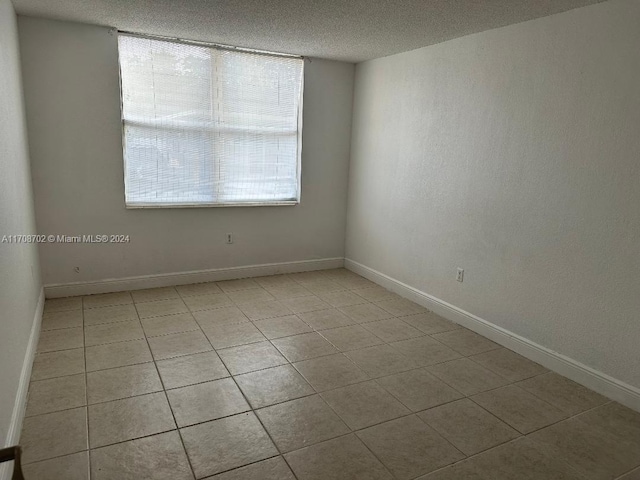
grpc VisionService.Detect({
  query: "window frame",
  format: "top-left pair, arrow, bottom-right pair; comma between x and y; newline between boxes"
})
117,32 -> 305,209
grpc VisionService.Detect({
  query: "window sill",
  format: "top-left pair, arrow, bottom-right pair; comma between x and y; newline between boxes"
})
125,201 -> 299,209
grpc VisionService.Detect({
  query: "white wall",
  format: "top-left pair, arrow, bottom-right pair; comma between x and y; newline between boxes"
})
0,0 -> 42,449
346,0 -> 640,390
18,17 -> 354,287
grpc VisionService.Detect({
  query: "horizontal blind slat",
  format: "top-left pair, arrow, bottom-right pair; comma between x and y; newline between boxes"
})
119,35 -> 303,206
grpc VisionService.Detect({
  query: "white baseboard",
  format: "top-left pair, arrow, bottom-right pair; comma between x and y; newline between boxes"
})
1,288 -> 44,480
44,258 -> 345,298
345,258 -> 640,413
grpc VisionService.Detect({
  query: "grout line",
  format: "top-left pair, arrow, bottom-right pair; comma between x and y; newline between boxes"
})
137,306 -> 199,480
21,448 -> 90,467
32,270 -> 631,479
192,312 -> 303,480
199,454 -> 287,479
614,465 -> 640,480
23,358 -> 554,421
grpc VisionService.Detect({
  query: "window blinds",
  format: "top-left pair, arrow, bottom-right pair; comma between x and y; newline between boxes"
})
118,34 -> 304,207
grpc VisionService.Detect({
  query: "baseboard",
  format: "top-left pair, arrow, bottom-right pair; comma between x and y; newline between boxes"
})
1,288 -> 44,480
345,258 -> 640,413
44,257 -> 345,298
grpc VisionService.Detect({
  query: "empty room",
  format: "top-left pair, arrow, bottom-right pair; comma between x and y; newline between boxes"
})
1,0 -> 639,478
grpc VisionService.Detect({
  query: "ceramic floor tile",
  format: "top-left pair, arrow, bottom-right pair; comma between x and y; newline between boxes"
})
29,274 -> 638,480
376,369 -> 463,412
303,280 -> 347,295
516,372 -> 609,415
41,309 -> 83,330
176,281 -> 223,297
294,353 -> 369,392
156,351 -> 229,390
280,295 -> 331,314
338,302 -> 394,323
216,278 -> 260,292
87,363 -> 162,404
37,327 -> 84,353
470,437 -> 584,479
618,467 -> 640,480
238,300 -> 292,320
26,373 -> 86,416
253,315 -> 313,339
427,358 -> 511,395
21,407 -> 88,464
217,341 -> 287,375
576,402 -> 640,448
44,296 -> 83,313
528,417 -> 640,480
22,451 -> 89,480
193,306 -> 249,328
431,330 -> 500,356
183,293 -> 235,312
361,318 -> 424,342
88,392 -> 176,448
351,286 -> 398,302
320,380 -> 410,430
357,415 -> 464,480
131,286 -> 180,303
30,348 -> 85,381
288,272 -> 331,285
391,336 -> 462,366
271,332 -> 338,362
83,304 -> 139,327
318,290 -> 368,308
256,395 -> 350,452
471,385 -> 567,434
470,348 -> 548,382
264,283 -> 312,300
226,288 -> 274,306
419,398 -> 520,455
345,344 -> 419,377
140,312 -> 200,337
180,412 -> 277,478
375,297 -> 427,316
298,308 -> 356,330
84,320 -> 144,347
148,330 -> 213,360
167,377 -> 250,427
227,288 -> 275,305
83,292 -> 132,309
90,431 -> 192,480
254,274 -> 297,288
202,322 -> 266,349
284,434 -> 392,480
319,324 -> 385,351
401,312 -> 462,335
418,459 -> 488,480
208,456 -> 296,480
322,269 -> 359,282
85,339 -> 153,372
332,274 -> 375,289
136,298 -> 189,318
235,364 -> 315,408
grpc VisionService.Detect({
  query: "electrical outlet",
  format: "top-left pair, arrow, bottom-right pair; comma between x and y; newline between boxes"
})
226,233 -> 233,244
456,268 -> 464,282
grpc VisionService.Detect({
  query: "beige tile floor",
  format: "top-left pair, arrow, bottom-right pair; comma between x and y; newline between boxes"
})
20,268 -> 640,479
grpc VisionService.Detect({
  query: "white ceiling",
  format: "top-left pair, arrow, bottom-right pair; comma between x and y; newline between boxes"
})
12,0 -> 605,62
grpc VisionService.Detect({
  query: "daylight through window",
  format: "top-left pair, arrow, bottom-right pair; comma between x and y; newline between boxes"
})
118,34 -> 304,207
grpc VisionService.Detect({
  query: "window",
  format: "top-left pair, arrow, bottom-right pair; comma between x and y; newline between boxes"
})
118,34 -> 304,207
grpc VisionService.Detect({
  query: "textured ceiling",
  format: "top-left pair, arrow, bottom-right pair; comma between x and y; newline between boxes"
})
12,0 -> 606,62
